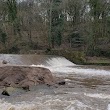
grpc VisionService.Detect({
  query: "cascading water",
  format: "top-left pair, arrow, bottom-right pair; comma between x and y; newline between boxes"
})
35,56 -> 110,77
45,57 -> 76,67
0,54 -> 110,110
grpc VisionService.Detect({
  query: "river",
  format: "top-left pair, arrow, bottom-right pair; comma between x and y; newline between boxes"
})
0,54 -> 110,110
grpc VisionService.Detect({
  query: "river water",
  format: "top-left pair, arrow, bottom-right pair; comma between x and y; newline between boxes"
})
0,54 -> 110,110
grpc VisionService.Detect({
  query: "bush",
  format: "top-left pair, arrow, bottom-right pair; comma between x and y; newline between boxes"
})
8,45 -> 20,54
86,47 -> 110,58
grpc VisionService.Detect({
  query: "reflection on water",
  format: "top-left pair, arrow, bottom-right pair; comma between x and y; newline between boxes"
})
0,54 -> 110,110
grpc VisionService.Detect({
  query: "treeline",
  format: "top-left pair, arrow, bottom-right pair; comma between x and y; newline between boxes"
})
0,0 -> 110,57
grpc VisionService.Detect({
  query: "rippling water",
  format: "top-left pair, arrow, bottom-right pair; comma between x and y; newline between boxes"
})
0,55 -> 110,110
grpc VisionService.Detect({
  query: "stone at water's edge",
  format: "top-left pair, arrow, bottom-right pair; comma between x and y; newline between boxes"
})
0,66 -> 55,89
2,90 -> 10,96
2,60 -> 8,64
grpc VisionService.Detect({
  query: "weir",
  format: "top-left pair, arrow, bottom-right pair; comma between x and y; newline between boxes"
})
0,54 -> 110,76
0,54 -> 75,66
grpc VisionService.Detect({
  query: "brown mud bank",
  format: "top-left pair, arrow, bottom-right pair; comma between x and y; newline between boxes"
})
0,66 -> 56,90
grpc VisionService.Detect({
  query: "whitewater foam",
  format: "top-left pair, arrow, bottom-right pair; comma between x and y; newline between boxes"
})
0,100 -> 35,110
45,57 -> 75,67
84,93 -> 110,99
108,104 -> 110,110
31,57 -> 110,76
31,64 -> 110,77
0,98 -> 95,110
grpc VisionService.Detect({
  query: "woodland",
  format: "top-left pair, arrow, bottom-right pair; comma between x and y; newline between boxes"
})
0,0 -> 110,63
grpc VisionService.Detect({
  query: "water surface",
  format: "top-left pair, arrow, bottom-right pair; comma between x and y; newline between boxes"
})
0,54 -> 110,110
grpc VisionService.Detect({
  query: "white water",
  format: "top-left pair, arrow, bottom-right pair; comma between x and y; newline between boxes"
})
31,57 -> 110,77
108,104 -> 110,110
0,95 -> 100,110
45,57 -> 76,67
84,93 -> 110,99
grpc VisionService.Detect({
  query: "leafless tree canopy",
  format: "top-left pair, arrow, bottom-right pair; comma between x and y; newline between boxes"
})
0,0 -> 110,57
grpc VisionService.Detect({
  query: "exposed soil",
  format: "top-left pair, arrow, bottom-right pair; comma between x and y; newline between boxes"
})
0,66 -> 55,89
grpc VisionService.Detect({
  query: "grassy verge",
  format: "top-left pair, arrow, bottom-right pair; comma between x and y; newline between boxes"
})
85,57 -> 110,66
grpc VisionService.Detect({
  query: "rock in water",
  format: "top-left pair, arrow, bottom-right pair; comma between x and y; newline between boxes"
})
2,90 -> 10,96
58,81 -> 66,85
1,87 -> 26,96
2,60 -> 7,64
0,66 -> 55,88
22,85 -> 30,91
